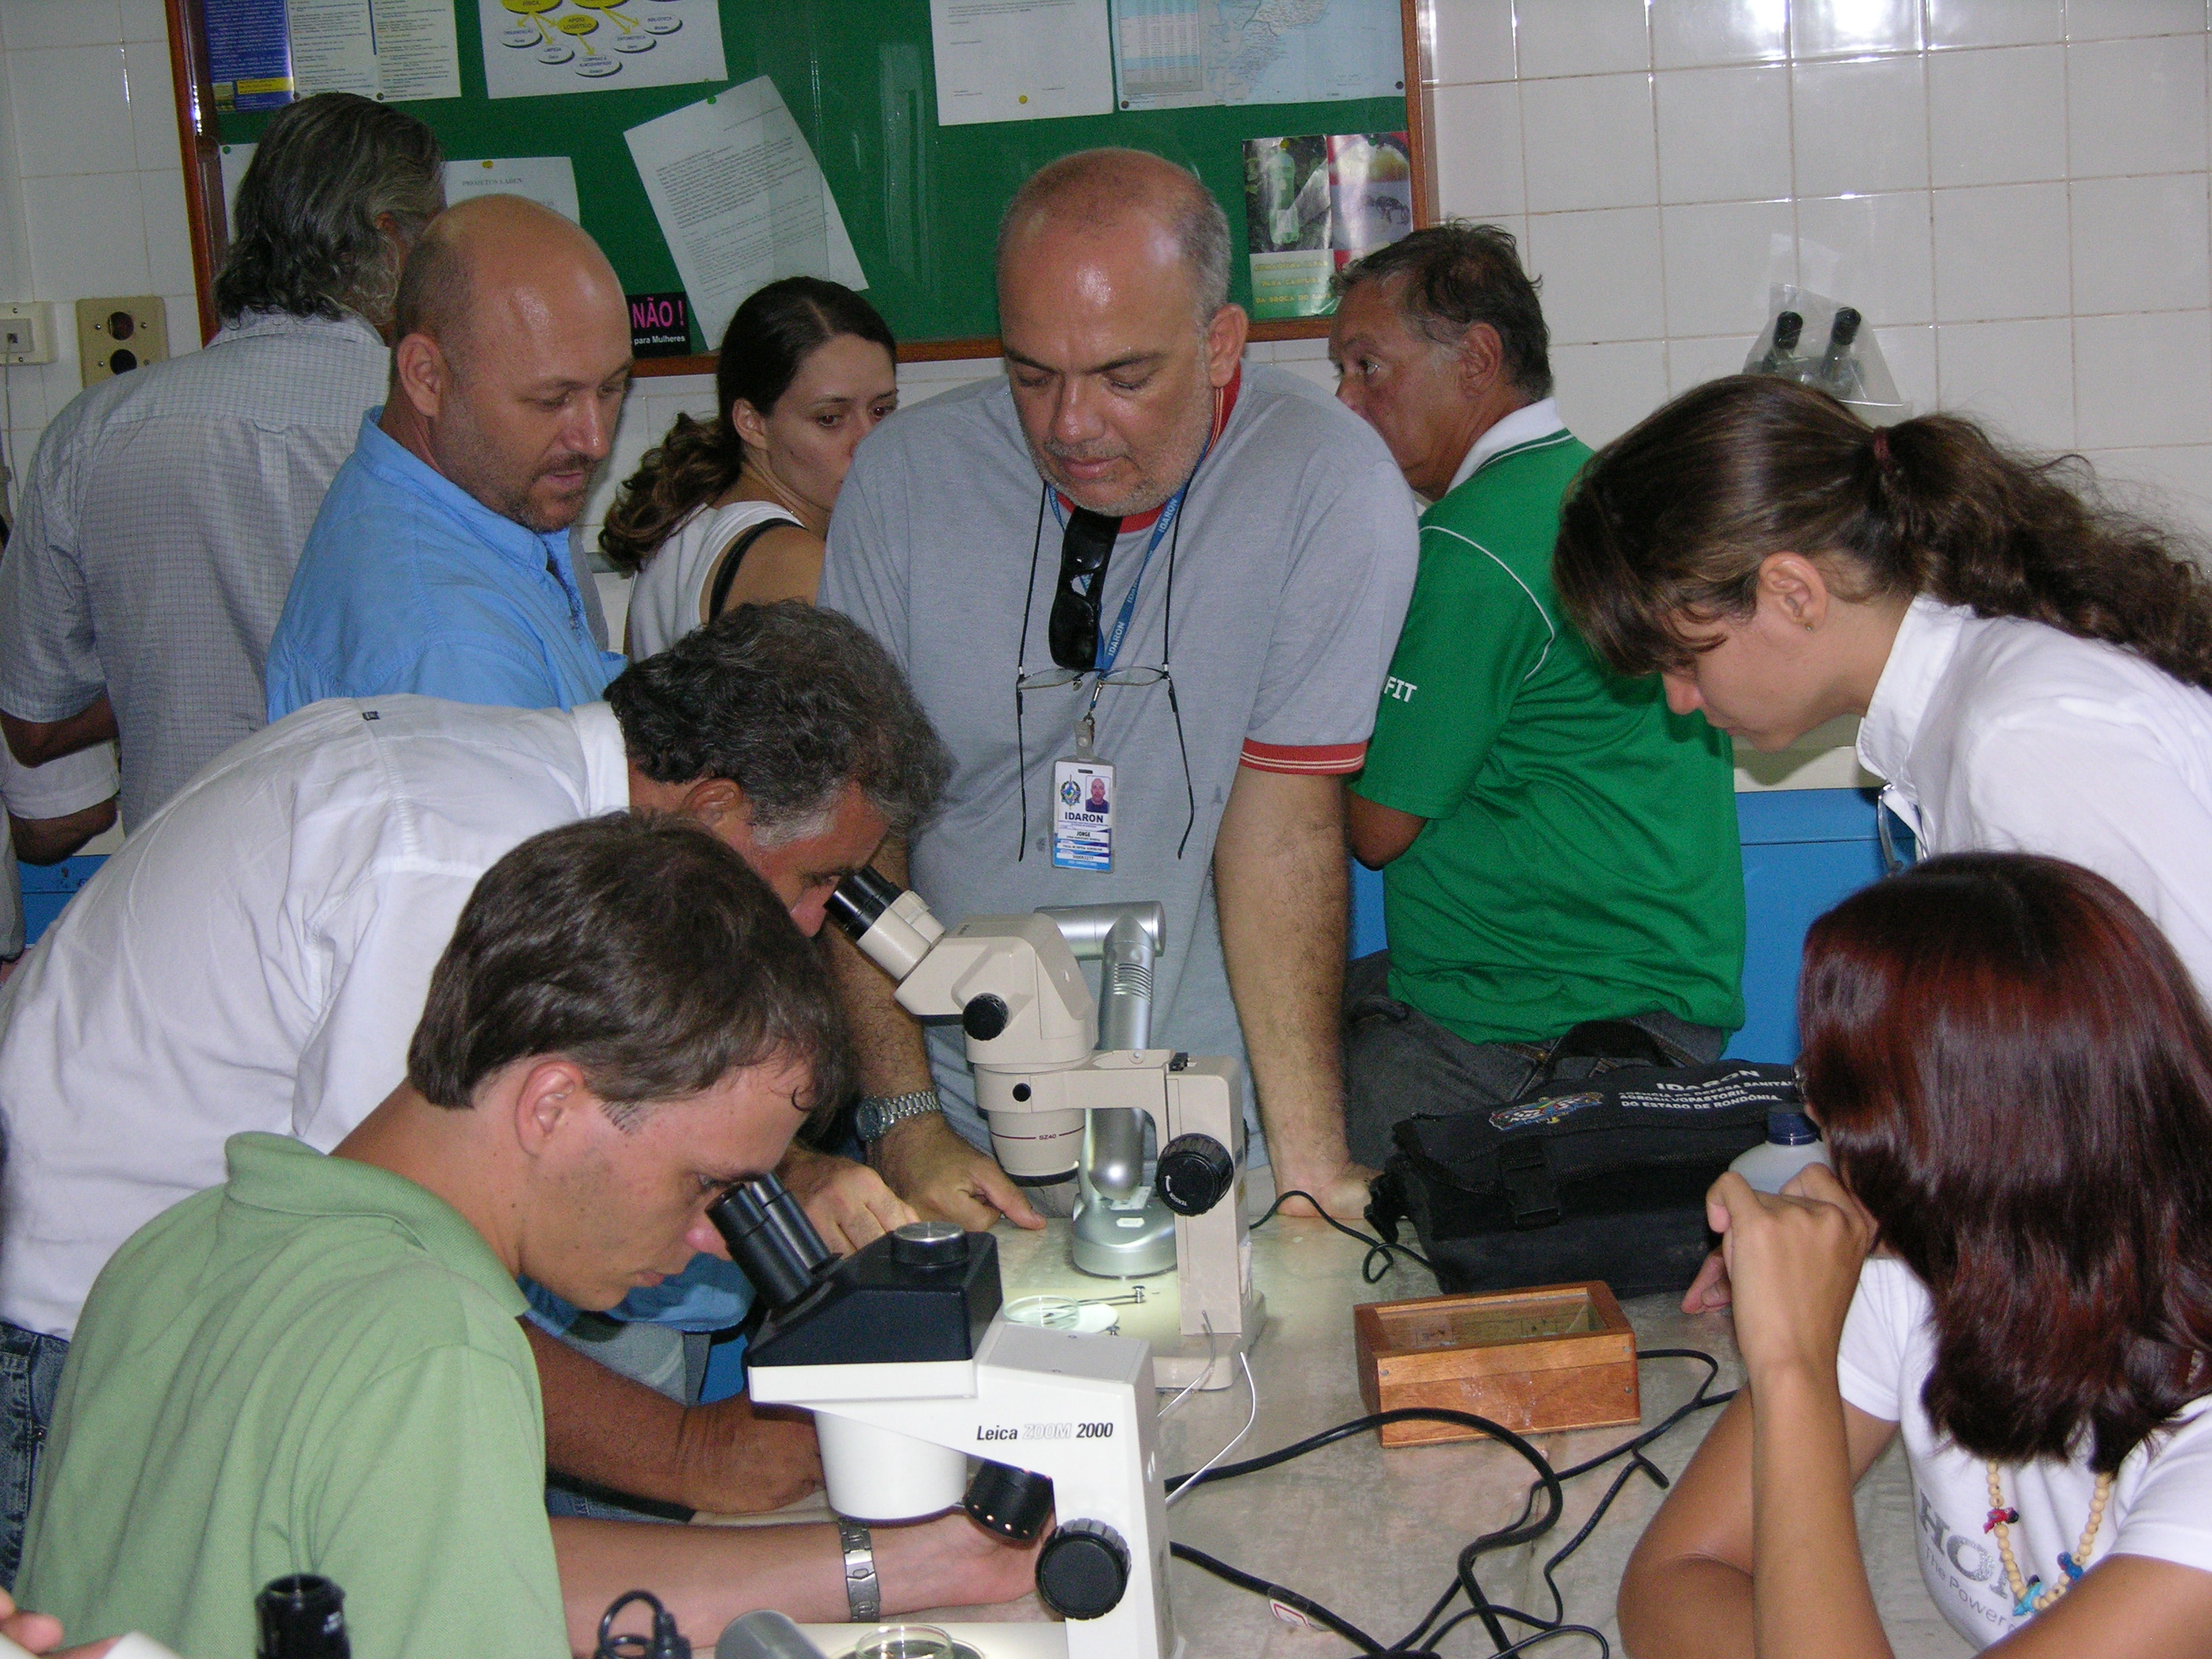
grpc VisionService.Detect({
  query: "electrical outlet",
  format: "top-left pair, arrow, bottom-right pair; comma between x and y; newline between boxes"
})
0,302 -> 53,365
76,297 -> 168,388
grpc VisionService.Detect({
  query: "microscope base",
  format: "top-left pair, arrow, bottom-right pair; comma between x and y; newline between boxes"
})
1069,1191 -> 1179,1279
1151,1287 -> 1266,1391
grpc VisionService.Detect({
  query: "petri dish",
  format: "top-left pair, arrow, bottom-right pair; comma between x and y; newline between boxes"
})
851,1627 -> 957,1659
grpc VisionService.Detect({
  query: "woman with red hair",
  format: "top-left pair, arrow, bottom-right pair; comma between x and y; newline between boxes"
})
1620,853 -> 2212,1657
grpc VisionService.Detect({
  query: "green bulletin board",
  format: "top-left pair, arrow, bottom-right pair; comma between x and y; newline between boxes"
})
213,0 -> 1408,354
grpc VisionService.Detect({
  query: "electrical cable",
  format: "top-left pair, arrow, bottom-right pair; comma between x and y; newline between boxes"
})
1432,1352 -> 1736,1654
1168,1540 -> 1390,1652
1162,1347 -> 1257,1510
1254,1188 -> 1435,1281
1164,1351 -> 1736,1657
1156,1309 -> 1225,1418
1170,1404 -> 1563,1654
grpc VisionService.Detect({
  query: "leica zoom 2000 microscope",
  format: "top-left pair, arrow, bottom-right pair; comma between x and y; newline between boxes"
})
718,1179 -> 1185,1659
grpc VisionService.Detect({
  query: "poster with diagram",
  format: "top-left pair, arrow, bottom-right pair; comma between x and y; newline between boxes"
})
479,0 -> 727,98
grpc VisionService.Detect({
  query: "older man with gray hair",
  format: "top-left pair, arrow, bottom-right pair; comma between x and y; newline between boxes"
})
824,147 -> 1418,1224
0,92 -> 445,831
1328,224 -> 1745,1159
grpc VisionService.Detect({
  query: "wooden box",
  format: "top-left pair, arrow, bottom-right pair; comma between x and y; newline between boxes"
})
1353,1282 -> 1640,1447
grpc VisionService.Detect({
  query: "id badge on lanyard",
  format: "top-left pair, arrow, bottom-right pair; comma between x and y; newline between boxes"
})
1043,451 -> 1195,874
1052,703 -> 1115,872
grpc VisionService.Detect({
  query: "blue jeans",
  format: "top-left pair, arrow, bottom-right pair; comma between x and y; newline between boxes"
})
0,1322 -> 68,1590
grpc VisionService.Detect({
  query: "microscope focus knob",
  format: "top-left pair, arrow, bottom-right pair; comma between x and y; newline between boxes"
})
1036,1519 -> 1130,1620
890,1220 -> 969,1267
1155,1132 -> 1236,1216
962,994 -> 1010,1041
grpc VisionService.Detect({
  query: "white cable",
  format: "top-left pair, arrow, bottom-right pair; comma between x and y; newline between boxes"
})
1156,1310 -> 1224,1418
1162,1346 -> 1257,1511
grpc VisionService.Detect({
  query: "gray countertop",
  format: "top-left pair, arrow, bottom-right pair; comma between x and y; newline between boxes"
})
734,1205 -> 1975,1658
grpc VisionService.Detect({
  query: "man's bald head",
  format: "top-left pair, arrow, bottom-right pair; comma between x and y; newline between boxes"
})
996,148 -> 1231,324
992,150 -> 1246,518
393,194 -> 621,373
380,193 -> 633,533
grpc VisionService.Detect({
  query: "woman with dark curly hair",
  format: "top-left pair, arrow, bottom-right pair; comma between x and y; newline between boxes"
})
603,277 -> 896,655
1552,375 -> 2212,1004
1622,853 -> 2212,1657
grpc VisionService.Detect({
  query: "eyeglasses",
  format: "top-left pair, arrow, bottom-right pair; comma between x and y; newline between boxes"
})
1048,508 -> 1122,672
1013,665 -> 1196,862
1017,664 -> 1169,691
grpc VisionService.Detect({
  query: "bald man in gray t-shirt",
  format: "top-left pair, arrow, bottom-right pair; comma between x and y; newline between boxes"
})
823,148 -> 1417,1226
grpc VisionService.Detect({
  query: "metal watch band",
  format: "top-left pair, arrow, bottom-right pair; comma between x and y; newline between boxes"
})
856,1088 -> 941,1143
837,1516 -> 880,1622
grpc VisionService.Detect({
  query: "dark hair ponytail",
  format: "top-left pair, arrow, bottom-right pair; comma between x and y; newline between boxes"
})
599,278 -> 896,573
1555,375 -> 2212,692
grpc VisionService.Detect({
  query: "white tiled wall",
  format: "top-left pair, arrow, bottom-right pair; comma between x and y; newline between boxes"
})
1429,0 -> 2212,539
0,0 -> 197,501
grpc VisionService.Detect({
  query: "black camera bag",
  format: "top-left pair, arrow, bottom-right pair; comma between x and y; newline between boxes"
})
1366,1021 -> 1795,1300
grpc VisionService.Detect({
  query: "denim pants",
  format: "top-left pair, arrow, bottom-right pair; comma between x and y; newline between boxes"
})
1341,951 -> 1730,1168
0,1322 -> 68,1590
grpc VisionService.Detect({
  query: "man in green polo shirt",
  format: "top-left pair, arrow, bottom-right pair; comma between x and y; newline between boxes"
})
1328,224 -> 1744,1164
18,815 -> 1035,1658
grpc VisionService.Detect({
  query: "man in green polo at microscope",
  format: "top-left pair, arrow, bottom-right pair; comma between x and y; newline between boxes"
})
1326,223 -> 1744,1164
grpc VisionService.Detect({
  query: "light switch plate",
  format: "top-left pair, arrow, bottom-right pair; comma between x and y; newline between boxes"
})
0,302 -> 54,365
76,297 -> 167,388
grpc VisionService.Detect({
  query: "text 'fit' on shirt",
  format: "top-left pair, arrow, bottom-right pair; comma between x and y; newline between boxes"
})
821,365 -> 1418,1147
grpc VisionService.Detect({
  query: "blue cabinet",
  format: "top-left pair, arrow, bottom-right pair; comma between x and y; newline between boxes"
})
1726,789 -> 1899,1062
18,853 -> 106,949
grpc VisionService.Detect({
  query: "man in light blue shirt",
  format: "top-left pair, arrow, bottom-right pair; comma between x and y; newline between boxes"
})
266,193 -> 630,721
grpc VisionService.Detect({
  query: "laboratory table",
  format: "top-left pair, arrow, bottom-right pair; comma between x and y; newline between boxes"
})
726,1200 -> 1974,1658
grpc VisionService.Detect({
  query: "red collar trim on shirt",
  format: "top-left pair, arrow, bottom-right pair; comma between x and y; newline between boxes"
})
1054,365 -> 1243,533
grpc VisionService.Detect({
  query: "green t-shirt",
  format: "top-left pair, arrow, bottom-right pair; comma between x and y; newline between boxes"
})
20,1134 -> 568,1659
1353,421 -> 1746,1045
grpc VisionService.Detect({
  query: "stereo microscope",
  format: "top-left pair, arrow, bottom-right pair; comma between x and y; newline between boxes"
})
825,871 -> 1263,1389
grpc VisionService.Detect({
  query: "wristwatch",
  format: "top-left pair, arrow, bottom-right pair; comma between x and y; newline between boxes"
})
856,1088 -> 942,1143
838,1516 -> 880,1621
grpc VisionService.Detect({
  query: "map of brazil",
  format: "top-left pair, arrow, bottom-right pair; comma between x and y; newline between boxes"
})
1113,0 -> 1402,110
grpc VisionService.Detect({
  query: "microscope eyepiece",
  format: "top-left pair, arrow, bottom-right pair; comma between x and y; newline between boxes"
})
708,1174 -> 835,1316
824,867 -> 904,943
